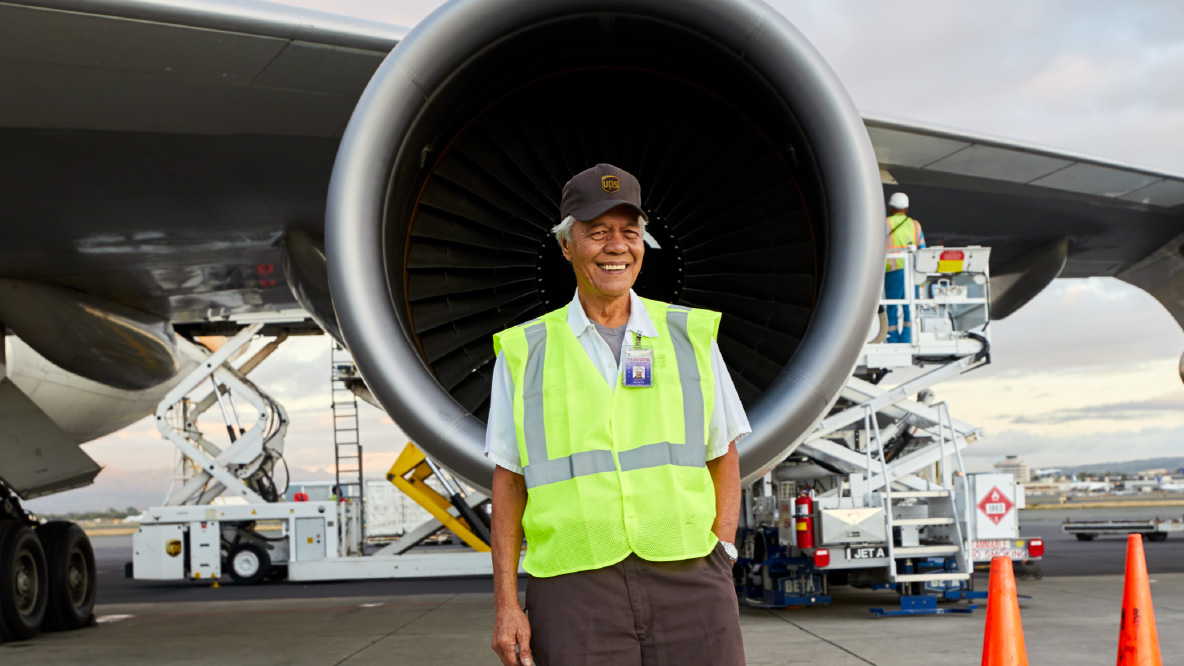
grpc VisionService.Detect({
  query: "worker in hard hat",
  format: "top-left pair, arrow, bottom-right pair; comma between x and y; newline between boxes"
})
884,192 -> 925,343
487,164 -> 749,666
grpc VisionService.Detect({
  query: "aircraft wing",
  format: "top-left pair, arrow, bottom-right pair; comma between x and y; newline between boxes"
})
2,0 -> 1184,499
3,1 -> 1183,330
865,115 -> 1184,323
0,0 -> 403,327
0,0 -> 403,499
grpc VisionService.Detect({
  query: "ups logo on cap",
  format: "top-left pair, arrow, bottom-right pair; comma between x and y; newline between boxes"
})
601,175 -> 620,193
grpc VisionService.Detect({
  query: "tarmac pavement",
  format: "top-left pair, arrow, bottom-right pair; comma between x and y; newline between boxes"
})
5,574 -> 1182,664
6,508 -> 1182,664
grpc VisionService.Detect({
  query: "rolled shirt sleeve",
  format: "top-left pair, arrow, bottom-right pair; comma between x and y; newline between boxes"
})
706,338 -> 751,460
483,351 -> 524,473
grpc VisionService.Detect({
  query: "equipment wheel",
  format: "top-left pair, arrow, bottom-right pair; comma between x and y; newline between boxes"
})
36,522 -> 97,631
226,542 -> 270,585
0,522 -> 49,641
1075,533 -> 1095,541
265,565 -> 288,581
1146,532 -> 1168,543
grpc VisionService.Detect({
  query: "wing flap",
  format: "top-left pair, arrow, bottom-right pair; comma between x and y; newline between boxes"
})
867,115 -> 1184,326
868,115 -> 1184,210
0,379 -> 100,499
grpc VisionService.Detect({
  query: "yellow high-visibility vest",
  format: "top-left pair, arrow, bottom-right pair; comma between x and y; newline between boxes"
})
492,298 -> 720,577
886,213 -> 923,271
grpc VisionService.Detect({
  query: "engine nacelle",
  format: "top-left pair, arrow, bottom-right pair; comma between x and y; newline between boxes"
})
326,0 -> 884,490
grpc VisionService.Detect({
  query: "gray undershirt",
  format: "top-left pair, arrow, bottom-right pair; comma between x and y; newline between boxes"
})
593,320 -> 629,363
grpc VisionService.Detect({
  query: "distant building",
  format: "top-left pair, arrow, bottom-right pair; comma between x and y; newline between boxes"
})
1022,482 -> 1062,497
994,455 -> 1031,483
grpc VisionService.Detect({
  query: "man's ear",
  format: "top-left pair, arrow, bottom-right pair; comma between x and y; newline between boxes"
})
560,237 -> 573,262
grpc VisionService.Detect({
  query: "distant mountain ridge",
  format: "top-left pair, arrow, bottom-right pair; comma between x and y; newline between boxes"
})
23,465 -> 344,514
1061,456 -> 1184,476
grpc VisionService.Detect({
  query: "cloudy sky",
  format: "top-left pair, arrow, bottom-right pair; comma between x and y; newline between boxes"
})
29,1 -> 1184,511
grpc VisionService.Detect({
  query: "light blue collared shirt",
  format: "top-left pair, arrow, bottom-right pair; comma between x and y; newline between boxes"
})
484,289 -> 751,473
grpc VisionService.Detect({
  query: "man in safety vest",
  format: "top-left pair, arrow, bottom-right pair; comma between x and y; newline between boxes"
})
884,192 -> 925,343
487,164 -> 750,666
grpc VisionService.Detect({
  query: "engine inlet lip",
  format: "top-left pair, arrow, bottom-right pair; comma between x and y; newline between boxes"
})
326,0 -> 885,491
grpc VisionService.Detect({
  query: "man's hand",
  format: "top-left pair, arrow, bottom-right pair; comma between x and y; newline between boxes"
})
491,466 -> 531,665
492,605 -> 533,666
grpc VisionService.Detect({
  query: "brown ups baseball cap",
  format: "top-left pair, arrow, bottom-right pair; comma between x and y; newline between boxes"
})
560,163 -> 649,222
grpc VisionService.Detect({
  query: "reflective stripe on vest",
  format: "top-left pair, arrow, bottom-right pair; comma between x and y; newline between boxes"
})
618,440 -> 708,471
519,305 -> 706,489
666,305 -> 705,453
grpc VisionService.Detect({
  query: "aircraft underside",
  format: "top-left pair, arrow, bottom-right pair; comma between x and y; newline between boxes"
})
1,0 -> 1182,643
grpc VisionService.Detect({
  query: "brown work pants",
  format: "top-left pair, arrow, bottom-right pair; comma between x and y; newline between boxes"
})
525,543 -> 745,666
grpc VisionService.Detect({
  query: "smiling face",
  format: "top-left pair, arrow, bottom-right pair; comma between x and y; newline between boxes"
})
560,205 -> 645,305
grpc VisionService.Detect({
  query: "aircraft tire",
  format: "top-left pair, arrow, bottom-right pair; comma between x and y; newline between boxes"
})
36,522 -> 97,631
227,542 -> 270,585
0,521 -> 48,641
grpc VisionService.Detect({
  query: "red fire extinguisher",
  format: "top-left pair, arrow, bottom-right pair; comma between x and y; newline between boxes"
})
794,490 -> 814,549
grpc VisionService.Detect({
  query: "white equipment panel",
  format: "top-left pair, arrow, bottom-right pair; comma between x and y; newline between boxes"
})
295,517 -> 326,561
913,246 -> 990,273
189,521 -> 221,579
133,524 -> 185,580
288,551 -> 507,581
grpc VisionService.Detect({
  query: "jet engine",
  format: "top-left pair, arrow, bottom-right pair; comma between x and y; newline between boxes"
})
326,0 -> 885,490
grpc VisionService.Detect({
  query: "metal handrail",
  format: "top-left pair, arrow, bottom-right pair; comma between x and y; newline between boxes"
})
869,406 -> 897,581
862,404 -> 875,507
878,247 -> 992,346
936,401 -> 971,575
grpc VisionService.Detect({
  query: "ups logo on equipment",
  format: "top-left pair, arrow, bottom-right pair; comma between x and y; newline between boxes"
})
601,175 -> 620,193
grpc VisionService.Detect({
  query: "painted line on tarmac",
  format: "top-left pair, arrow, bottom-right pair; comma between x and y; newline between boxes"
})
331,594 -> 458,666
766,612 -> 877,665
92,598 -> 487,618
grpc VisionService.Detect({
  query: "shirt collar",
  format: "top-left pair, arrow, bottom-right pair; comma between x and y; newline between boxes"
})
565,289 -> 660,341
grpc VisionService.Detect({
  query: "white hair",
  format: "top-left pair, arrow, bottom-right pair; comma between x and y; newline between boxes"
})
550,214 -> 648,246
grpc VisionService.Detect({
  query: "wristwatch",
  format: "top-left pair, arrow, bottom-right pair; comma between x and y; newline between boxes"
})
720,541 -> 738,563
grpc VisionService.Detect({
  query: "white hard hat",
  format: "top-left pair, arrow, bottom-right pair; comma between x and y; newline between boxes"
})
889,192 -> 909,209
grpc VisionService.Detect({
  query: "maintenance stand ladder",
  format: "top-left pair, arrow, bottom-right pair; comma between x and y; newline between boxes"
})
798,246 -> 993,614
331,342 -> 364,538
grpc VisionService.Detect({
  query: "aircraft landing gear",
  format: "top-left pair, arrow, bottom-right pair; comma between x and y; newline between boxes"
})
0,521 -> 49,642
0,481 -> 96,641
36,522 -> 97,630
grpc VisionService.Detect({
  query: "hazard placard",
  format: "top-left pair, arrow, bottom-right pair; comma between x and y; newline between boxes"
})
968,473 -> 1020,540
977,486 -> 1014,525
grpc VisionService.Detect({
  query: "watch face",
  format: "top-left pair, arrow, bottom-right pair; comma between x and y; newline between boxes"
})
722,542 -> 738,560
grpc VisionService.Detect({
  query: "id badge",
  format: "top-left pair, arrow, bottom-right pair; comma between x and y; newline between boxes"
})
623,347 -> 654,388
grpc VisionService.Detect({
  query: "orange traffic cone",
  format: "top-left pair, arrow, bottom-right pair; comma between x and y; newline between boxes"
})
982,556 -> 1028,666
1117,534 -> 1162,666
